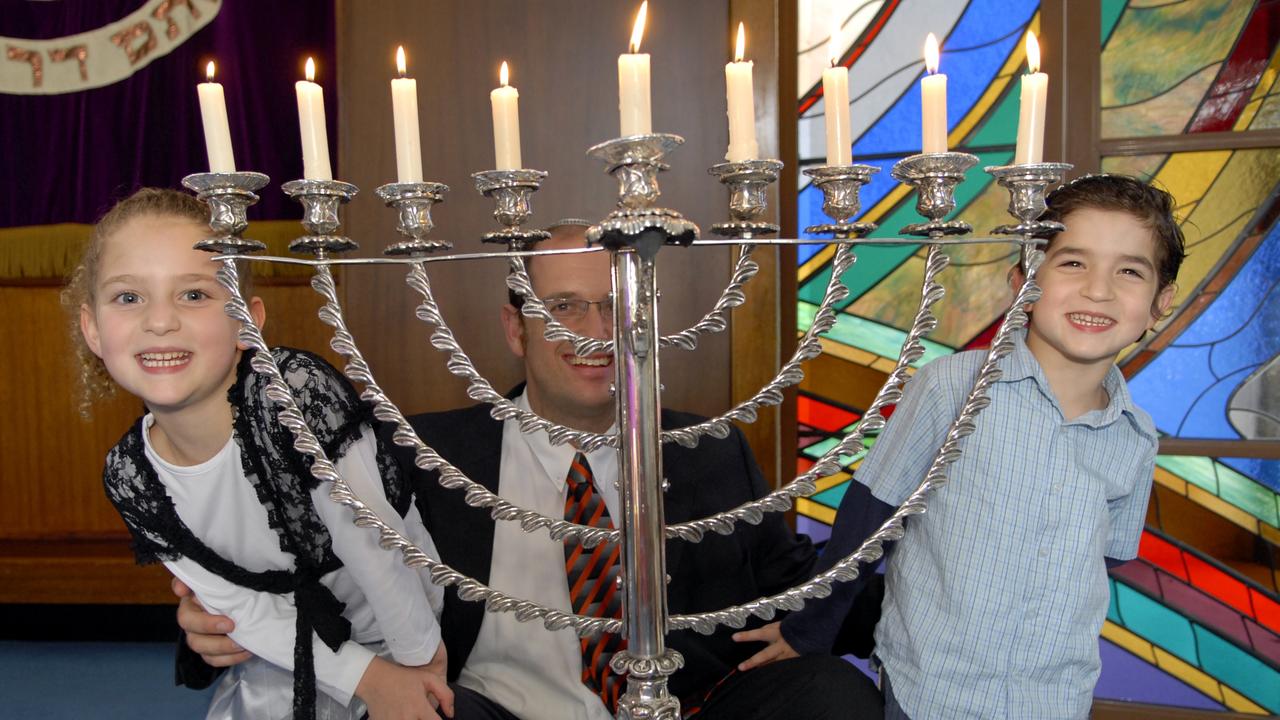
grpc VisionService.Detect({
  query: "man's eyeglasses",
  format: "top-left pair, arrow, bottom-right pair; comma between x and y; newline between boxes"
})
543,296 -> 613,321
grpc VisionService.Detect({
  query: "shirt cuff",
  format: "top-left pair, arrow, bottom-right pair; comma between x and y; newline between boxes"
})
317,641 -> 377,707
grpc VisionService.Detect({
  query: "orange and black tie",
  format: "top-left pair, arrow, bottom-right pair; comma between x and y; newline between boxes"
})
563,451 -> 627,712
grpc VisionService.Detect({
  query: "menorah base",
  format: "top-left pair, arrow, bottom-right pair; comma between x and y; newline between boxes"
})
710,220 -> 778,237
900,219 -> 972,237
480,228 -> 552,247
588,209 -> 699,251
804,221 -> 877,238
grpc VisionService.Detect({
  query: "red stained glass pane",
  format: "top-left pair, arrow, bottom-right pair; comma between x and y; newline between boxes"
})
1188,0 -> 1280,133
1138,532 -> 1188,582
797,395 -> 860,433
1252,588 -> 1280,635
796,457 -> 816,475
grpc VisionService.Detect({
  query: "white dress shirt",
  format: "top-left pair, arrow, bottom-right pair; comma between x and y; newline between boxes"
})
144,415 -> 444,714
457,392 -> 620,720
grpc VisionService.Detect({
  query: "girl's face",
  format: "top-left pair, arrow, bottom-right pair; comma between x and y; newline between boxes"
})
79,215 -> 262,419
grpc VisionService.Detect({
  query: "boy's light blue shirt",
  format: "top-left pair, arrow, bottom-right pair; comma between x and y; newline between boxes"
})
863,331 -> 1157,720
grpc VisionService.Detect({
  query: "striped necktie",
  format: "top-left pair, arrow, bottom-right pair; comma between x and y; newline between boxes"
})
563,451 -> 627,711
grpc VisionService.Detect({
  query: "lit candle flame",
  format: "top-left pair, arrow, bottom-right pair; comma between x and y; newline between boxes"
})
629,1 -> 647,53
828,23 -> 842,68
500,60 -> 509,87
305,57 -> 316,82
1026,31 -> 1040,74
205,60 -> 215,82
735,22 -> 746,63
924,33 -> 940,74
396,46 -> 406,77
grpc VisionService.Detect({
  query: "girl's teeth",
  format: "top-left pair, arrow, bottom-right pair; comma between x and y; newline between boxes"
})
1068,313 -> 1113,327
139,352 -> 190,367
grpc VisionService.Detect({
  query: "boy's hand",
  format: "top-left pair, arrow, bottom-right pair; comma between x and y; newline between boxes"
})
732,621 -> 799,671
172,577 -> 253,667
356,656 -> 456,720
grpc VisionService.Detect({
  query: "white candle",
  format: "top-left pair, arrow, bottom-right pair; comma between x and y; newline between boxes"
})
921,33 -> 948,154
618,1 -> 651,136
1015,31 -> 1048,164
197,61 -> 236,173
821,31 -> 851,166
295,57 -> 332,180
390,46 -> 423,183
724,22 -> 758,162
490,61 -> 522,170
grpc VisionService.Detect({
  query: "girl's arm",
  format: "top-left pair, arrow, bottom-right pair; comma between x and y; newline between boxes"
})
162,556 -> 374,707
312,428 -> 443,668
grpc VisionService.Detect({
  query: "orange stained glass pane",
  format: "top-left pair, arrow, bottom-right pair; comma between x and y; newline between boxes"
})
1101,0 -> 1252,139
1138,532 -> 1188,582
1184,553 -> 1253,617
797,395 -> 859,433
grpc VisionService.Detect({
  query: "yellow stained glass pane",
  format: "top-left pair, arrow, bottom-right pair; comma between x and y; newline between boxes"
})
1247,82 -> 1280,130
1239,48 -> 1280,130
1100,154 -> 1167,180
1151,150 -> 1231,224
1101,0 -> 1251,138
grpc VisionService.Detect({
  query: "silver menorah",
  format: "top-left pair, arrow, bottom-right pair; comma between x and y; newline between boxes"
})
183,128 -> 1069,719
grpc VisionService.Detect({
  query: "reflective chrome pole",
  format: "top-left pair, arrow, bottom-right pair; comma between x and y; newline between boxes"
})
611,241 -> 681,719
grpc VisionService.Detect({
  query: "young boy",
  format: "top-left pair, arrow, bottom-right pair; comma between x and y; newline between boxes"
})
734,174 -> 1185,719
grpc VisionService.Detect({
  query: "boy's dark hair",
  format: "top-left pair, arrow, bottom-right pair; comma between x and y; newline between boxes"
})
1041,174 -> 1186,290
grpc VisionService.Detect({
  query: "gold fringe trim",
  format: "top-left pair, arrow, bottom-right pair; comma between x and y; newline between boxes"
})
0,220 -> 312,281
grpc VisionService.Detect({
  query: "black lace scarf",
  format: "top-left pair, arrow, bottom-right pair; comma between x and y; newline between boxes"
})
102,347 -> 410,719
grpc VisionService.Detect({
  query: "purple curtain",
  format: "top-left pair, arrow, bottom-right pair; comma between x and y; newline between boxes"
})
0,1 -> 336,226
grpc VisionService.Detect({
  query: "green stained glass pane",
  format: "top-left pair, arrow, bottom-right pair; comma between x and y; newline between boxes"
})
1100,0 -> 1251,138
1216,463 -> 1280,527
965,81 -> 1021,148
812,479 -> 852,510
1113,582 -> 1200,664
1156,455 -> 1220,494
798,302 -> 954,367
1101,0 -> 1126,46
800,434 -> 865,468
1194,626 -> 1280,712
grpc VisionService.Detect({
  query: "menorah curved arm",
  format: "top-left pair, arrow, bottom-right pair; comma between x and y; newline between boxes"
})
218,258 -> 625,638
664,241 -> 952,542
505,243 -> 761,356
668,243 -> 1045,635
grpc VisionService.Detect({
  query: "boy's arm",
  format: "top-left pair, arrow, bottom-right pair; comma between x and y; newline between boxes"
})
311,429 -> 443,667
163,557 -> 375,707
1104,445 -> 1158,563
778,481 -> 895,655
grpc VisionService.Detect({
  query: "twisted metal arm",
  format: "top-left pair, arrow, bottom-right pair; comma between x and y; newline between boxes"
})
669,244 -> 1045,634
506,243 -> 761,356
218,258 -> 623,637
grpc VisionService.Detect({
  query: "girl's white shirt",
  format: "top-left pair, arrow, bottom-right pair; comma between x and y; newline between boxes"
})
143,414 -> 444,706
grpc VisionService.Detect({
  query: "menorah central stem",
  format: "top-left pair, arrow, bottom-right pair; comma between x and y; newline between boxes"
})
611,245 -> 682,719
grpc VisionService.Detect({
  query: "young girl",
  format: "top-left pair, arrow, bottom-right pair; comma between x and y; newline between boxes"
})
67,188 -> 454,720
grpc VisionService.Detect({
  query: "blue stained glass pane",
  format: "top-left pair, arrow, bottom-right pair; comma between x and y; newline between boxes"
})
852,0 -> 1037,157
1130,223 -> 1280,438
1176,366 -> 1257,439
1112,581 -> 1200,664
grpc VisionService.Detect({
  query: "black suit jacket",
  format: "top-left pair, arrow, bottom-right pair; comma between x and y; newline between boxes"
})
396,402 -> 818,701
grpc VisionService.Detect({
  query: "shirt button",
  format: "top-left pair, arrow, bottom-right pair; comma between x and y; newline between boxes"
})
1039,547 -> 1050,558
1052,483 -> 1063,493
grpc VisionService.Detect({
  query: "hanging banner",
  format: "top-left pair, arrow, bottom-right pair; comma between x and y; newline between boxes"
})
1,0 -> 220,95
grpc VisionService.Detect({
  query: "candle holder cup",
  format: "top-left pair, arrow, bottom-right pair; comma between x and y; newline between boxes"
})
984,162 -> 1073,239
586,133 -> 699,253
282,178 -> 360,256
375,181 -> 451,256
472,169 -> 552,250
802,164 -> 879,238
182,172 -> 271,253
708,159 -> 782,238
891,152 -> 979,237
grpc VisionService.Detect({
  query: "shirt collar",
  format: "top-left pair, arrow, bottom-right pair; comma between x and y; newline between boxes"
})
997,330 -> 1153,437
514,391 -> 618,492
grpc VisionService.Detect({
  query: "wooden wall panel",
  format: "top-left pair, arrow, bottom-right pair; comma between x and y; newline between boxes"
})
336,0 -> 733,418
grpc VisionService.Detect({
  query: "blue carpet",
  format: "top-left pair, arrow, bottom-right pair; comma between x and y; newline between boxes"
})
0,640 -> 215,719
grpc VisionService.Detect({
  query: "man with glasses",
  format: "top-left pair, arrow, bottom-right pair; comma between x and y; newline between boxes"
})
175,221 -> 883,719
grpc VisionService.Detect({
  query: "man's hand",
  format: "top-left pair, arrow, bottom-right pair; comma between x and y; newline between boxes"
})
732,621 -> 799,671
356,656 -> 456,720
172,577 -> 252,667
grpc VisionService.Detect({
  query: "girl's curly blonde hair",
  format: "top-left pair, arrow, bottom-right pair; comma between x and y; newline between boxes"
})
63,188 -> 210,416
